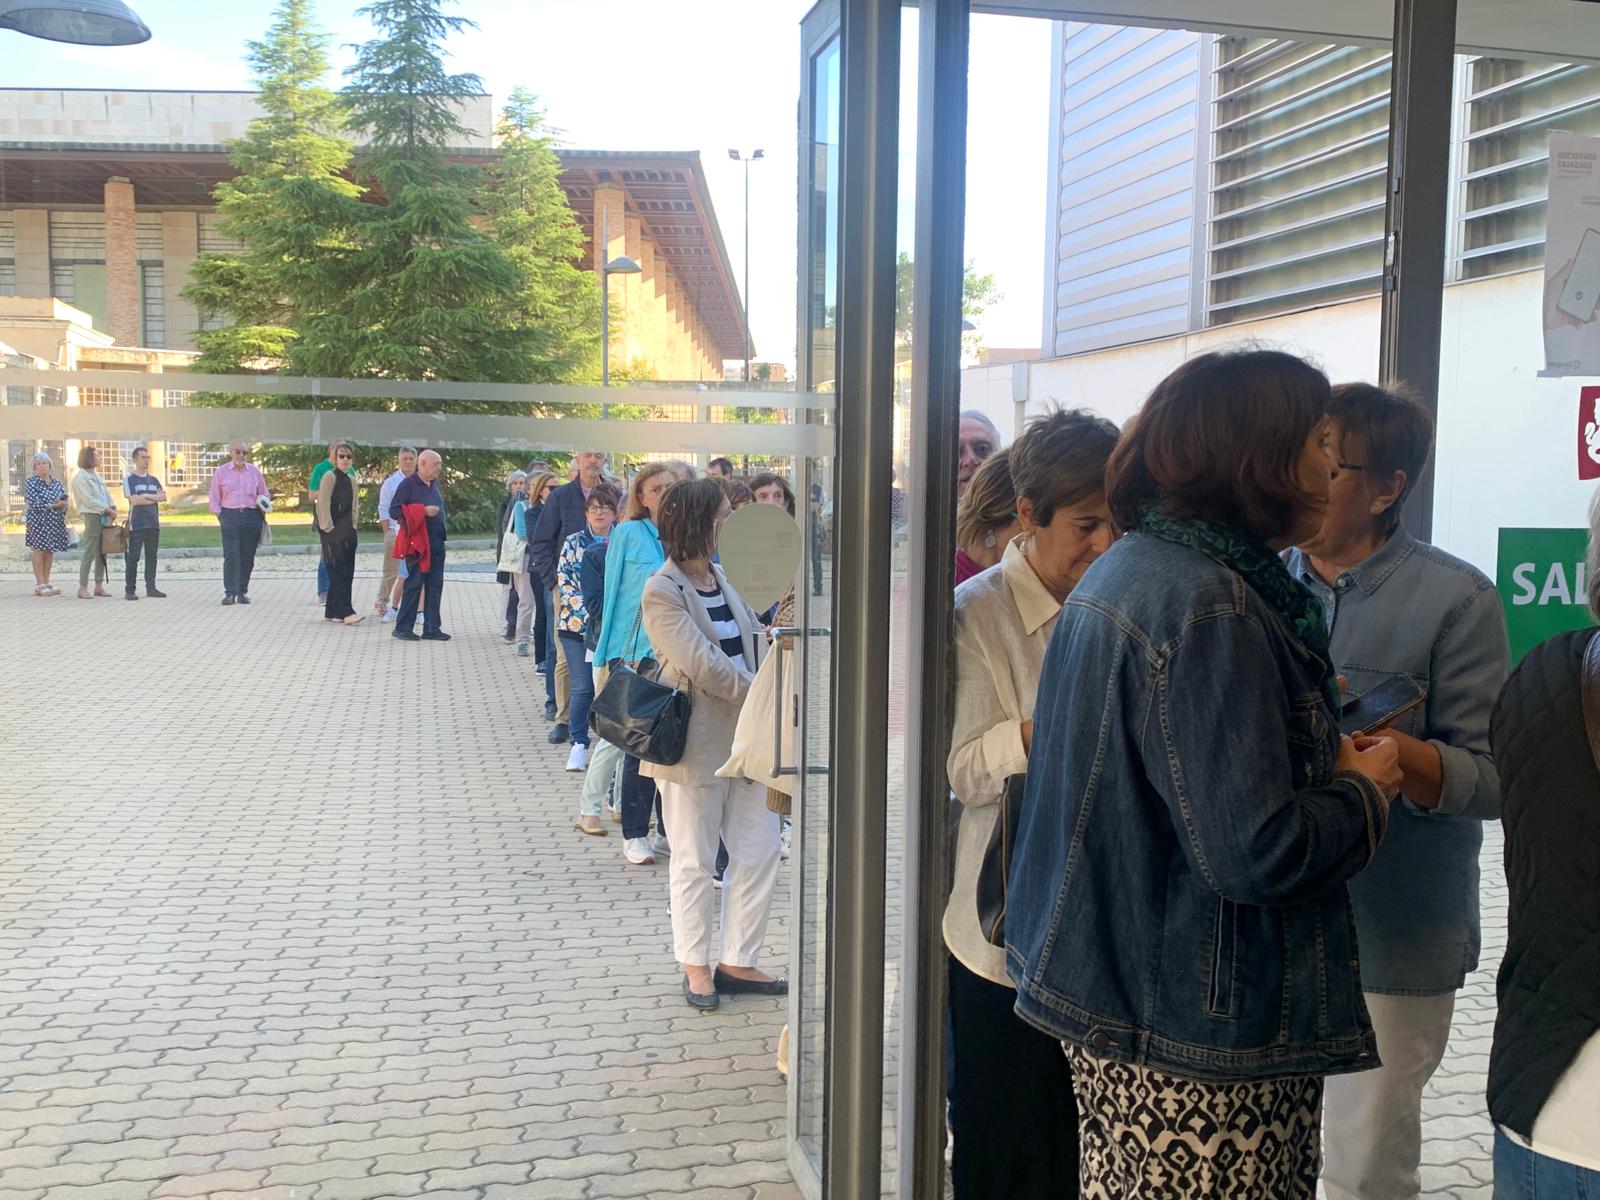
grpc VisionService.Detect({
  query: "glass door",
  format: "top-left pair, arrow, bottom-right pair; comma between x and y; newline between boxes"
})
789,3 -> 840,1194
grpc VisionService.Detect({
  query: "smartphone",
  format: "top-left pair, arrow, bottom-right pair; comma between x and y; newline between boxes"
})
1559,228 -> 1600,323
1340,674 -> 1427,737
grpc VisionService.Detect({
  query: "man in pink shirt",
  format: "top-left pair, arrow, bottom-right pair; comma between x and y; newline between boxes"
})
209,441 -> 271,606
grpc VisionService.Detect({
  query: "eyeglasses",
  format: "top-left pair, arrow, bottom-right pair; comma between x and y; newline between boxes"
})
336,453 -> 353,460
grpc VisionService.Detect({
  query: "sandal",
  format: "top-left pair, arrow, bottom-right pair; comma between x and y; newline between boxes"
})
78,588 -> 92,599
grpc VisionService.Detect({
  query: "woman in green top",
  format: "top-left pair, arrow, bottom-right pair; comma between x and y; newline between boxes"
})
70,445 -> 118,599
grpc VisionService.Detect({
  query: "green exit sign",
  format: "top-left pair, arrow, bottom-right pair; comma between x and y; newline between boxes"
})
1496,527 -> 1596,664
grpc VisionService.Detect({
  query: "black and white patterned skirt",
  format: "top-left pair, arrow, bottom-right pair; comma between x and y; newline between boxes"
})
1065,1044 -> 1323,1199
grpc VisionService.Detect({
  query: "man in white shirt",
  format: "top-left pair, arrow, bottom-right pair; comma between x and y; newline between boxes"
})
374,446 -> 417,618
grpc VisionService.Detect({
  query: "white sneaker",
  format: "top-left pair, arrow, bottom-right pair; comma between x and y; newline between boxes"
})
565,744 -> 588,772
649,832 -> 671,858
623,837 -> 656,865
381,607 -> 396,623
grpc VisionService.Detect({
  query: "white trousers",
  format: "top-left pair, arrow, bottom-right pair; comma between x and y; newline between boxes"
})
1321,991 -> 1457,1200
657,776 -> 782,969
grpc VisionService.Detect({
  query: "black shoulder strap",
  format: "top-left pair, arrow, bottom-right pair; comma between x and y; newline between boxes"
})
1581,630 -> 1600,772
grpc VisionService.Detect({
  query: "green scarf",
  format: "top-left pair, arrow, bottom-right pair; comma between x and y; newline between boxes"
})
1138,504 -> 1340,715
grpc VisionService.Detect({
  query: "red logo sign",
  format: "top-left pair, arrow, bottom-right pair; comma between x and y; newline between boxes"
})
1581,386 -> 1600,480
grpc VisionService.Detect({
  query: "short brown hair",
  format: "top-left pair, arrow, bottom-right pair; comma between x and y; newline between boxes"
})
1105,349 -> 1331,542
626,462 -> 679,521
955,448 -> 1015,550
1010,407 -> 1120,526
723,478 -> 755,508
747,472 -> 796,517
77,445 -> 98,470
657,478 -> 726,562
1327,382 -> 1435,534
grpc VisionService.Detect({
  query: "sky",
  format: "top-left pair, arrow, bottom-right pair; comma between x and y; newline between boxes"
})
1,1 -> 1054,368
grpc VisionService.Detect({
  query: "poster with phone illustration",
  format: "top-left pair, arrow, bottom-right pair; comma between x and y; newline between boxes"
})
1543,134 -> 1600,376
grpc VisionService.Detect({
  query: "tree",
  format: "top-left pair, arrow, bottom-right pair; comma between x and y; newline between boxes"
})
893,252 -> 1002,356
182,0 -> 360,381
479,89 -> 600,385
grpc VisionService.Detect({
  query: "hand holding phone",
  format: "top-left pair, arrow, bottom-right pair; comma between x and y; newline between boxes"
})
1339,674 -> 1427,738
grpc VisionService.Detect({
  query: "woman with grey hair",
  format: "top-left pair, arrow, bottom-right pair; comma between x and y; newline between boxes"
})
1486,487 -> 1600,1198
24,451 -> 70,596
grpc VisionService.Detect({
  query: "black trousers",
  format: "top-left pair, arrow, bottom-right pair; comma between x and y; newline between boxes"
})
218,508 -> 262,597
948,954 -> 1079,1200
321,529 -> 357,619
396,548 -> 445,634
124,526 -> 159,593
620,753 -> 664,841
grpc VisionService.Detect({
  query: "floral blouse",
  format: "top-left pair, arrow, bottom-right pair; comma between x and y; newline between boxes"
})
556,527 -> 608,637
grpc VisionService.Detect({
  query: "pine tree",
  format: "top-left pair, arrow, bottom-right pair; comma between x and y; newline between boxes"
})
479,88 -> 600,384
181,0 -> 360,377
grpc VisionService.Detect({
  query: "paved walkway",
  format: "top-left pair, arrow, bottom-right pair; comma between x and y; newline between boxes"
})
0,573 -> 799,1200
0,568 -> 1507,1199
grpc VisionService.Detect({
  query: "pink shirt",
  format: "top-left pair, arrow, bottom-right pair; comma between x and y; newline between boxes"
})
210,461 -> 270,513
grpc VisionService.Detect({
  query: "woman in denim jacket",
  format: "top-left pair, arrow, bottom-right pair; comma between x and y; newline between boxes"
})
1005,349 -> 1402,1199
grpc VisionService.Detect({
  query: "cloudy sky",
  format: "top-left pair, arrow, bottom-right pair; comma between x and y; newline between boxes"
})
7,0 -> 1054,367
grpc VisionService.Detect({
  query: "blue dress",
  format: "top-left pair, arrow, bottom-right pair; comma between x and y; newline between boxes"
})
24,475 -> 70,552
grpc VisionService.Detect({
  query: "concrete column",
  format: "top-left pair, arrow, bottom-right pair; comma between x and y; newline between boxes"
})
622,214 -> 645,369
13,210 -> 49,298
104,177 -> 139,345
638,237 -> 667,380
162,212 -> 200,351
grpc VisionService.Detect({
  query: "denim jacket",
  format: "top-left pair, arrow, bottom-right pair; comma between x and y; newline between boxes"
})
1285,531 -> 1509,995
1005,531 -> 1390,1082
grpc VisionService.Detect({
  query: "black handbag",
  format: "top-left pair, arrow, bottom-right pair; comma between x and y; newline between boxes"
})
975,775 -> 1026,947
590,607 -> 693,765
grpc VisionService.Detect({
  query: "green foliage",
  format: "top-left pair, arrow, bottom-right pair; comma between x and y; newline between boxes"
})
893,251 -> 1002,355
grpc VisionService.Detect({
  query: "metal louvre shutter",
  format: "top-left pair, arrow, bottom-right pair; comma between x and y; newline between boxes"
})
1457,58 -> 1600,280
1049,22 -> 1201,356
1207,36 -> 1391,325
136,213 -> 163,262
197,213 -> 246,255
49,212 -> 106,260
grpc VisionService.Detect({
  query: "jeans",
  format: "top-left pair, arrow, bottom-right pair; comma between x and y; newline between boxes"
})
217,507 -> 263,597
125,526 -> 159,593
396,548 -> 445,634
621,754 -> 663,841
580,737 -> 626,818
1495,1128 -> 1600,1199
317,556 -> 328,596
78,512 -> 107,588
560,637 -> 595,746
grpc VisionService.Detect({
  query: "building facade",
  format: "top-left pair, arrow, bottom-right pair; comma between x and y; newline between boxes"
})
0,90 -> 747,380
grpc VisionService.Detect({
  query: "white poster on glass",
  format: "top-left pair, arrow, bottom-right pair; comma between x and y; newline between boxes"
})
1542,133 -> 1600,376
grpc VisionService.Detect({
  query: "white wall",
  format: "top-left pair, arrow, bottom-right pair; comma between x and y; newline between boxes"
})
961,269 -> 1592,579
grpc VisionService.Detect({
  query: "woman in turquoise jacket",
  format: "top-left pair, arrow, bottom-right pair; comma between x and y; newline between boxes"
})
594,460 -> 692,867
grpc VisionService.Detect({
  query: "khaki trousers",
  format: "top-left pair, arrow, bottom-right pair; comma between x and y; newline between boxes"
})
375,527 -> 398,611
552,586 -> 571,722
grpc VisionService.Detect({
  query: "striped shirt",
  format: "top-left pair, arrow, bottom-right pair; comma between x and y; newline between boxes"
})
696,586 -> 747,671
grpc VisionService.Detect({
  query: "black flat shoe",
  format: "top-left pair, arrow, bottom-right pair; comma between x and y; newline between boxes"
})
683,975 -> 720,1010
713,969 -> 788,996
221,595 -> 236,606
147,589 -> 167,598
421,630 -> 451,641
392,630 -> 421,641
237,595 -> 252,605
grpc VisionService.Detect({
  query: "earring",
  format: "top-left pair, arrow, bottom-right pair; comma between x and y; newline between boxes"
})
984,531 -> 997,548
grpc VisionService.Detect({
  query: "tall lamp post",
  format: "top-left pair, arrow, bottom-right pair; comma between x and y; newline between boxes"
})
598,210 -> 642,422
728,148 -> 764,383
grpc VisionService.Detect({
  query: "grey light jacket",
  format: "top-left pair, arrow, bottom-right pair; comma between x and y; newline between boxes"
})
1286,529 -> 1510,994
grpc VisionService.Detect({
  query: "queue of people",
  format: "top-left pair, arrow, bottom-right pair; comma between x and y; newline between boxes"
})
943,351 -> 1596,1200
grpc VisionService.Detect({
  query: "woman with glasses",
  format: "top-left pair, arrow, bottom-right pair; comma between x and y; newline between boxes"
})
316,442 -> 363,625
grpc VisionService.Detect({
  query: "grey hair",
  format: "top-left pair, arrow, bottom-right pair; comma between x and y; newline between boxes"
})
506,469 -> 527,487
960,409 -> 1002,445
398,445 -> 418,457
1588,485 -> 1600,623
32,451 -> 51,466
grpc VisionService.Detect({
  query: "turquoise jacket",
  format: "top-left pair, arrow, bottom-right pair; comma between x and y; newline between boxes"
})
593,517 -> 664,664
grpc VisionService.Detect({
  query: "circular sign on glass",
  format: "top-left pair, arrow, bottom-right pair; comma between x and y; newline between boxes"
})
718,503 -> 803,613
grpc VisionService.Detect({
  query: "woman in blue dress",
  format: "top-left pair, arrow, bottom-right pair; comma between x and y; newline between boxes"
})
24,451 -> 70,596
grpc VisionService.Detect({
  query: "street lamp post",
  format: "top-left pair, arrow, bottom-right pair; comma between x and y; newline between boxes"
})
598,209 -> 641,421
728,148 -> 764,383
0,0 -> 150,43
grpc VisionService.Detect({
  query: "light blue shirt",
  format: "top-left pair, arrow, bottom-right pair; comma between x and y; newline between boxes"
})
377,469 -> 408,532
1285,529 -> 1510,994
593,518 -> 664,665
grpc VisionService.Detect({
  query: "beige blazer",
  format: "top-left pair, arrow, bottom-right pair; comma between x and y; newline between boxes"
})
638,560 -> 766,786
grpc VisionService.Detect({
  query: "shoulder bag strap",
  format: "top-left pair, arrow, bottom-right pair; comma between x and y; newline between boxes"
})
1581,630 -> 1600,771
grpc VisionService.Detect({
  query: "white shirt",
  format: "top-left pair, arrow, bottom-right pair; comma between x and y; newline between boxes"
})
377,469 -> 406,532
1501,1031 -> 1600,1172
943,538 -> 1063,985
